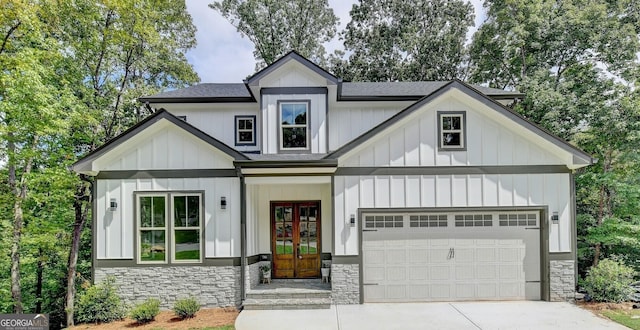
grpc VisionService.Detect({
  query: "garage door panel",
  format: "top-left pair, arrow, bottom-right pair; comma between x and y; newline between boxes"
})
362,211 -> 541,303
430,265 -> 452,280
408,267 -> 428,280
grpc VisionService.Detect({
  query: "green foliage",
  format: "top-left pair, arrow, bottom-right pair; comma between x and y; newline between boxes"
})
211,0 -> 338,70
173,297 -> 200,319
338,0 -> 474,81
583,258 -> 635,303
74,277 -> 126,324
129,298 -> 160,324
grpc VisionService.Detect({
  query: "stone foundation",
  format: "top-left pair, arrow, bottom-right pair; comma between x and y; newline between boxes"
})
95,266 -> 241,309
331,264 -> 359,304
550,260 -> 576,302
246,261 -> 269,290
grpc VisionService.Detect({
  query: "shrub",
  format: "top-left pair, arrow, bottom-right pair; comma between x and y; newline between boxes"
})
129,298 -> 160,324
75,276 -> 126,324
173,297 -> 200,319
583,258 -> 636,303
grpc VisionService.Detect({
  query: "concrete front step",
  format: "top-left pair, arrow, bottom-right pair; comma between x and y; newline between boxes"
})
246,291 -> 331,300
242,297 -> 332,310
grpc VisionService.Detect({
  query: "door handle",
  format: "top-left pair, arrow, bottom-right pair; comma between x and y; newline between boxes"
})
297,244 -> 302,259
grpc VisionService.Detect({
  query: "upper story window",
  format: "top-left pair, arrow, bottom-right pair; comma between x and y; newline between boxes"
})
438,111 -> 466,151
235,115 -> 256,146
137,192 -> 203,264
279,101 -> 309,151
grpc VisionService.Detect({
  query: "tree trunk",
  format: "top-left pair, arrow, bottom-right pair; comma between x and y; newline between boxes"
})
35,248 -> 44,313
65,177 -> 91,327
10,195 -> 24,313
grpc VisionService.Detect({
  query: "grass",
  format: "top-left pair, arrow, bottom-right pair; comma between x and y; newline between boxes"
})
601,309 -> 640,329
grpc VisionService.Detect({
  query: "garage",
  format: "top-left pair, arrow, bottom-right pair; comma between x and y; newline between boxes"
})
362,211 -> 541,302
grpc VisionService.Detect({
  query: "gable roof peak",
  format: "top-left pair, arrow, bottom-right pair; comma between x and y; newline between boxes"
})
245,50 -> 338,86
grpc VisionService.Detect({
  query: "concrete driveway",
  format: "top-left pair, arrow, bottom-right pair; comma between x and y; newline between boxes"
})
235,301 -> 628,330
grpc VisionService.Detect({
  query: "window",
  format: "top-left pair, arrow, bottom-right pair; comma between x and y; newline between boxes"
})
137,192 -> 203,264
498,213 -> 538,227
438,112 -> 466,150
279,101 -> 309,150
364,215 -> 403,228
235,116 -> 256,146
454,214 -> 493,227
410,215 -> 448,228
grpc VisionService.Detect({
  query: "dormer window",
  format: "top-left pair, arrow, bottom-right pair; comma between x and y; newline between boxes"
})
438,111 -> 466,151
279,101 -> 309,151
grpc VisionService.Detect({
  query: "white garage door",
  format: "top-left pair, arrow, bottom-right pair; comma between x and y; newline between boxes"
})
362,211 -> 541,302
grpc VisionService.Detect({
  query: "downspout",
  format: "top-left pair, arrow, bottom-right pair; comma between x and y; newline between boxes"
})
236,165 -> 247,303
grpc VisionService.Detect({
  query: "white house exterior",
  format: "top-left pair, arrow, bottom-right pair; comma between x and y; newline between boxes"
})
73,52 -> 593,308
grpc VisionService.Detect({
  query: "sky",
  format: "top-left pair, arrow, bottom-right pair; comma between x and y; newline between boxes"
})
184,0 -> 485,83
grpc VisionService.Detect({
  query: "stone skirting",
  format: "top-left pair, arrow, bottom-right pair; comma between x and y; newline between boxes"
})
94,266 -> 241,309
331,264 -> 359,304
246,261 -> 269,290
550,260 -> 576,302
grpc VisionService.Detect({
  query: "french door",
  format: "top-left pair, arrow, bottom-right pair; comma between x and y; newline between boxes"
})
271,201 -> 321,278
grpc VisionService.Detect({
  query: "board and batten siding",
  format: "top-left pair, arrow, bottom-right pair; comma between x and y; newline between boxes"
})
161,104 -> 260,153
93,120 -> 241,259
245,181 -> 332,256
95,120 -> 237,170
328,104 -> 408,151
334,173 -> 570,256
339,93 -> 568,167
96,177 -> 241,259
261,93 -> 327,154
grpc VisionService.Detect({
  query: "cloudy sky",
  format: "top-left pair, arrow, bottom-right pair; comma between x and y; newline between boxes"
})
184,0 -> 485,83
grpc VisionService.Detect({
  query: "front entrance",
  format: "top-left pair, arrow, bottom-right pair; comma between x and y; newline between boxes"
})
271,201 -> 321,278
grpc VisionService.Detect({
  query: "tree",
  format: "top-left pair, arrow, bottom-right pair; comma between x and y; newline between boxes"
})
469,0 -> 640,271
0,0 -> 77,313
210,0 -> 339,70
337,0 -> 474,81
58,1 -> 199,326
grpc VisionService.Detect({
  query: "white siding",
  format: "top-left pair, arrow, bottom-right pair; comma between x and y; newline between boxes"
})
259,63 -> 327,87
334,173 -> 571,255
245,182 -> 332,256
164,104 -> 260,153
261,94 -> 327,154
95,177 -> 240,259
329,105 -> 407,151
95,120 -> 235,171
339,93 -> 567,167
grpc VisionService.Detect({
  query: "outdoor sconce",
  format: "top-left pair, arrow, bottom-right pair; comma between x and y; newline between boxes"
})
551,211 -> 559,224
220,196 -> 227,210
109,198 -> 117,211
350,214 -> 356,227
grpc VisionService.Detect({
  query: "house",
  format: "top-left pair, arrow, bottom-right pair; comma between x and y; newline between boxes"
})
72,51 -> 593,309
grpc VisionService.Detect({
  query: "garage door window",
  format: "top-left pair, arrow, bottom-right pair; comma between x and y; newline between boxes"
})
499,213 -> 537,227
365,215 -> 403,228
409,215 -> 447,227
454,214 -> 493,227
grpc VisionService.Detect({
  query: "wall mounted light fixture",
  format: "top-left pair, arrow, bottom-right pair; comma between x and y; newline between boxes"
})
109,198 -> 117,211
220,197 -> 227,210
551,211 -> 559,224
350,214 -> 356,227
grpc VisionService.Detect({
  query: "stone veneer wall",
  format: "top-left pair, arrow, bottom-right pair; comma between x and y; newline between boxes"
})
550,260 -> 576,302
331,264 -> 359,304
95,266 -> 241,309
246,261 -> 268,290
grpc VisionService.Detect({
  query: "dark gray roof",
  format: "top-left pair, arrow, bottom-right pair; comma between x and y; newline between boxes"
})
139,83 -> 254,103
141,81 -> 523,103
340,82 -> 523,99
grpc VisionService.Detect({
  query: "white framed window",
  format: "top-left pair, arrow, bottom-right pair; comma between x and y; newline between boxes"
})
235,115 -> 256,146
137,192 -> 203,264
438,111 -> 466,150
279,101 -> 309,151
